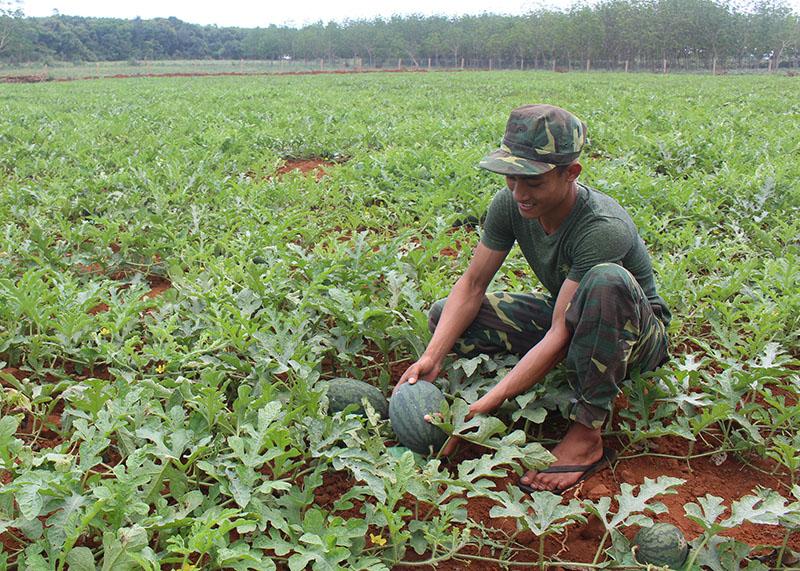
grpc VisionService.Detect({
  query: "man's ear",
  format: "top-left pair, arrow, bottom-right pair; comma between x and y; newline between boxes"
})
565,162 -> 582,182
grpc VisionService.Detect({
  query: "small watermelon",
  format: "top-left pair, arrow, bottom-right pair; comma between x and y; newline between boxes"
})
324,378 -> 388,419
633,523 -> 689,569
389,381 -> 448,455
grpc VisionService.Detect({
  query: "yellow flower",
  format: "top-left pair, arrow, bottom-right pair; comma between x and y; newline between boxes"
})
100,327 -> 111,336
155,363 -> 166,374
369,533 -> 387,546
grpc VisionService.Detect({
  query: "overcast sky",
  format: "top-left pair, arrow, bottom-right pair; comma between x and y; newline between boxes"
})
19,0 -> 587,27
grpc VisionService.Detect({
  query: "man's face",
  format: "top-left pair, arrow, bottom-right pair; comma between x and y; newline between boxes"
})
504,166 -> 575,220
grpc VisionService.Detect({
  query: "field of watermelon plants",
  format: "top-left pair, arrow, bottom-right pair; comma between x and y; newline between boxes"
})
0,70 -> 798,570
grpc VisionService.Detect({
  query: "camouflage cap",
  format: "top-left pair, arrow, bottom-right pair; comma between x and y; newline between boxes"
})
479,104 -> 588,176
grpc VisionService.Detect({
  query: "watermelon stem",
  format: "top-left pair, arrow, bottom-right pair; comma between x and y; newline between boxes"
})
682,532 -> 710,570
498,528 -> 524,562
538,534 -> 546,568
618,447 -> 740,462
591,530 -> 610,566
391,538 -> 464,567
775,527 -> 791,568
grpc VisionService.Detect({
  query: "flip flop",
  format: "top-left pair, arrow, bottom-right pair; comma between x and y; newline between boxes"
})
517,447 -> 617,495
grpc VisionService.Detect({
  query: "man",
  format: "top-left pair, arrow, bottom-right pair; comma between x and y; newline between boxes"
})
394,104 -> 670,494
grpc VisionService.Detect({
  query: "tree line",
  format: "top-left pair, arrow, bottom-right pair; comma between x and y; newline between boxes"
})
1,0 -> 798,71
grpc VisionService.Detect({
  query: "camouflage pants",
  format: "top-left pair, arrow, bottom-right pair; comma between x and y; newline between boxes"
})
429,263 -> 669,429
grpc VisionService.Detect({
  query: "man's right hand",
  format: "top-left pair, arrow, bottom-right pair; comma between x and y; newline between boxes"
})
393,355 -> 441,395
392,245 -> 508,396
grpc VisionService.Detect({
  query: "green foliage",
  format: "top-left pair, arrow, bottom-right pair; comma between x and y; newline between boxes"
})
1,71 -> 798,568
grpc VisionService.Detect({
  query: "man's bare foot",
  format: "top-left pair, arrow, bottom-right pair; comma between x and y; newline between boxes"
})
520,422 -> 604,492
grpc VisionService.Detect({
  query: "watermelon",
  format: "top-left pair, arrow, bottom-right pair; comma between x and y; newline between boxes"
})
324,378 -> 388,419
389,381 -> 448,455
633,523 -> 689,569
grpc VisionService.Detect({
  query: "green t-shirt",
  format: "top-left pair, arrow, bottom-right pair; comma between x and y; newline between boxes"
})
481,183 -> 671,324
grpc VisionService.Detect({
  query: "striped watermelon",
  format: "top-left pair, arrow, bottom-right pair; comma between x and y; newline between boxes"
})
633,523 -> 689,569
389,381 -> 448,455
324,378 -> 388,419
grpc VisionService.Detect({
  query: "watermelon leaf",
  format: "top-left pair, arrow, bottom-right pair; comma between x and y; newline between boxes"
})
511,392 -> 549,424
605,531 -> 639,566
684,494 -> 727,532
452,354 -> 489,378
489,487 -> 585,535
723,489 -> 793,527
585,476 -> 684,531
65,547 -> 95,571
686,489 -> 795,530
689,535 -> 762,571
453,413 -> 507,444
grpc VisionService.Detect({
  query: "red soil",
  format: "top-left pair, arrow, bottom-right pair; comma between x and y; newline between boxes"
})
439,245 -> 460,258
312,432 -> 798,569
87,274 -> 172,314
0,366 -> 27,384
0,74 -> 50,83
320,343 -> 413,386
314,344 -> 799,566
143,275 -> 172,298
274,158 -> 337,181
87,302 -> 110,314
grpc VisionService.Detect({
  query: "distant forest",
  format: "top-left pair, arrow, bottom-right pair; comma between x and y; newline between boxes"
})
1,0 -> 799,71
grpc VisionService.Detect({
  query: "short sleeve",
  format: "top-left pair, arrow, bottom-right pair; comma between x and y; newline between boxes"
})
480,189 -> 516,251
567,218 -> 633,282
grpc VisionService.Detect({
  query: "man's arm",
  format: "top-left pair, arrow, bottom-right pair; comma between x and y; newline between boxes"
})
470,277 -> 580,414
395,243 -> 509,391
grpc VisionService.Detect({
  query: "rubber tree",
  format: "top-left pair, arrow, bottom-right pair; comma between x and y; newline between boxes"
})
0,0 -> 22,55
569,4 -> 605,70
750,0 -> 798,70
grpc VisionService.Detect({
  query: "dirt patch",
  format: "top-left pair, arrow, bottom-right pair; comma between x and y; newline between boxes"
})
439,238 -> 466,259
87,274 -> 172,315
0,528 -> 24,556
3,361 -> 110,385
602,436 -> 797,549
273,158 -> 343,181
0,367 -> 27,385
0,464 -> 27,561
143,275 -> 172,298
320,342 -> 412,388
88,302 -> 110,314
0,74 -> 52,83
75,262 -> 104,275
0,68 -> 430,84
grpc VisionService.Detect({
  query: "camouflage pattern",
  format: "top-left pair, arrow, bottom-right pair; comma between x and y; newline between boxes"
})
429,263 -> 668,429
479,104 -> 588,176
